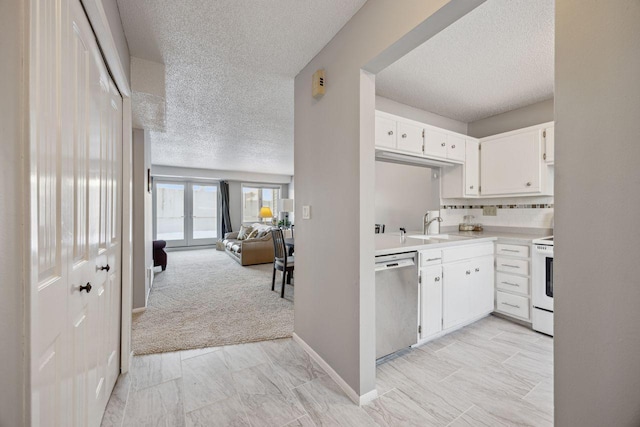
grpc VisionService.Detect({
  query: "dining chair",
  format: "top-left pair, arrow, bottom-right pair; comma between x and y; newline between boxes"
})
270,228 -> 294,298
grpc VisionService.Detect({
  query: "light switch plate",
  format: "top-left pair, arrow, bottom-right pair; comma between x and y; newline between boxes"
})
483,206 -> 497,216
302,205 -> 311,220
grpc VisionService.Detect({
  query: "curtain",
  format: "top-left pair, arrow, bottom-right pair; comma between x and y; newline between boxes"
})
220,181 -> 232,236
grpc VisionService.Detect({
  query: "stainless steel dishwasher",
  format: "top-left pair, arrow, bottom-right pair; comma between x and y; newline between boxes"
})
375,252 -> 418,359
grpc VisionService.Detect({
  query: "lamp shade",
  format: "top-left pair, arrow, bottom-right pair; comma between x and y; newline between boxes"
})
259,206 -> 273,218
279,198 -> 294,212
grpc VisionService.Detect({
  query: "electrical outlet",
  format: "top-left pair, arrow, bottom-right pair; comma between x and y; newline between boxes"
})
302,205 -> 311,220
483,206 -> 497,216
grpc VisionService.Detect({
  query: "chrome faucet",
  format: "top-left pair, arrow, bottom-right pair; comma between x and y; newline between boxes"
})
424,212 -> 443,235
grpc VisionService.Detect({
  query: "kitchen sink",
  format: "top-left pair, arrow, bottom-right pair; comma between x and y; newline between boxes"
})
408,234 -> 451,239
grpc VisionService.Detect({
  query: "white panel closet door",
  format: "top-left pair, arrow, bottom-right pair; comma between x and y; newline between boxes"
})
31,0 -> 123,425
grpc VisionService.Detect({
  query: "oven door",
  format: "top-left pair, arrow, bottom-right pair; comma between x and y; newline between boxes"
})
532,244 -> 554,311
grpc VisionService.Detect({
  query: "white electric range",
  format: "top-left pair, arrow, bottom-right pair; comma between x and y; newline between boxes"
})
532,236 -> 554,336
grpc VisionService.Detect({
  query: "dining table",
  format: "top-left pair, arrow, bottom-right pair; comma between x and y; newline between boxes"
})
284,238 -> 295,256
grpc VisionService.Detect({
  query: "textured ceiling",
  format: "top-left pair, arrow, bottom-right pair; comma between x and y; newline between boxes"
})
376,0 -> 554,123
117,0 -> 368,175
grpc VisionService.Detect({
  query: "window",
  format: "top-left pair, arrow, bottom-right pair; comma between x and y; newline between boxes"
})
242,184 -> 281,224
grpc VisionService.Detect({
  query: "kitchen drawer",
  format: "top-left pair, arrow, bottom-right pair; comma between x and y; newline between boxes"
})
496,243 -> 529,258
420,249 -> 442,266
496,272 -> 530,296
442,243 -> 493,263
496,257 -> 529,275
496,291 -> 530,320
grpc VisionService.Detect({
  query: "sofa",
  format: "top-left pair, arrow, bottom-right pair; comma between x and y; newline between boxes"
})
222,223 -> 275,266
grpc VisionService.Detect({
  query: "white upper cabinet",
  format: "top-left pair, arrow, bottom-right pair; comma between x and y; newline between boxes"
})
447,134 -> 466,162
480,127 -> 549,196
543,126 -> 554,164
440,138 -> 479,198
465,139 -> 480,196
375,115 -> 397,149
396,121 -> 424,155
423,127 -> 449,159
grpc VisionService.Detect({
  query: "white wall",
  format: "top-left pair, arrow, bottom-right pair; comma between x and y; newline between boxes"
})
294,0 -> 484,397
555,0 -> 640,425
0,0 -> 25,424
132,129 -> 153,309
376,95 -> 468,134
375,162 -> 439,232
467,98 -> 554,138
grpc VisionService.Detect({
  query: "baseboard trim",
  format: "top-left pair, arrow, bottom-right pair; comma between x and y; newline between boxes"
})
292,333 -> 378,406
132,307 -> 146,314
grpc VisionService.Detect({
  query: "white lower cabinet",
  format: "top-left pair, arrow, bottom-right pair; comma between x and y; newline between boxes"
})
419,243 -> 495,342
419,265 -> 443,339
493,240 -> 532,323
442,260 -> 472,330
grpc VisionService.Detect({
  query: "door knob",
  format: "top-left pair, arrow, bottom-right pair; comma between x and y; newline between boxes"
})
441,142 -> 446,147
451,145 -> 456,149
466,271 -> 471,275
388,131 -> 393,136
526,182 -> 532,187
402,133 -> 407,138
475,268 -> 480,272
98,264 -> 110,272
80,282 -> 92,293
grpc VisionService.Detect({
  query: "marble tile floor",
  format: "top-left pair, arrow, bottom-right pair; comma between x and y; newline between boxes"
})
102,315 -> 553,427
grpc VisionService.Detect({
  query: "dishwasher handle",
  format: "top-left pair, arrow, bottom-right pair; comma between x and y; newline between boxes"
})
375,258 -> 415,272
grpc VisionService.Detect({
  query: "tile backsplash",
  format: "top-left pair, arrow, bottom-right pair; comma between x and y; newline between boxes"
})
440,196 -> 554,229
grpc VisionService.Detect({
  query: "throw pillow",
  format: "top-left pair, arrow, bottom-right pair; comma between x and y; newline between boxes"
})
246,229 -> 259,239
237,225 -> 254,240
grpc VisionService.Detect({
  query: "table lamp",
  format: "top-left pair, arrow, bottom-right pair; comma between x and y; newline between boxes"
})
259,206 -> 273,224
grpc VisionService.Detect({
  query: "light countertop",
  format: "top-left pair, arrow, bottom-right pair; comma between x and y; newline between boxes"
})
375,227 -> 551,256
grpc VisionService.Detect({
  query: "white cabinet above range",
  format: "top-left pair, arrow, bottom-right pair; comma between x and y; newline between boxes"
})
480,123 -> 554,197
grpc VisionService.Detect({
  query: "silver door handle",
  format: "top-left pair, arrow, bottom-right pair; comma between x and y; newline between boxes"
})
501,281 -> 519,287
425,258 -> 441,262
501,264 -> 520,269
501,249 -> 520,253
501,302 -> 520,309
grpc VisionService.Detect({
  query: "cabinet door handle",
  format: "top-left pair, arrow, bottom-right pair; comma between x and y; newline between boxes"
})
425,258 -> 441,262
441,142 -> 446,147
388,131 -> 393,136
470,185 -> 474,189
402,133 -> 407,138
451,145 -> 456,149
526,182 -> 532,187
466,270 -> 471,275
501,249 -> 520,253
501,281 -> 519,287
501,302 -> 520,309
79,282 -> 92,293
434,277 -> 440,282
475,268 -> 480,272
501,264 -> 520,269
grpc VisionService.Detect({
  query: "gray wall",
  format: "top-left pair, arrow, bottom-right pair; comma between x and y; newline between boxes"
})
555,1 -> 640,425
467,98 -> 554,138
294,0 -> 483,396
376,95 -> 468,134
375,162 -> 439,232
132,129 -> 153,309
0,0 -> 25,424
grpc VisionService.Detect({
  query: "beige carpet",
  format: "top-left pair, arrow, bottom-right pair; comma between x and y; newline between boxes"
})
132,249 -> 294,355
